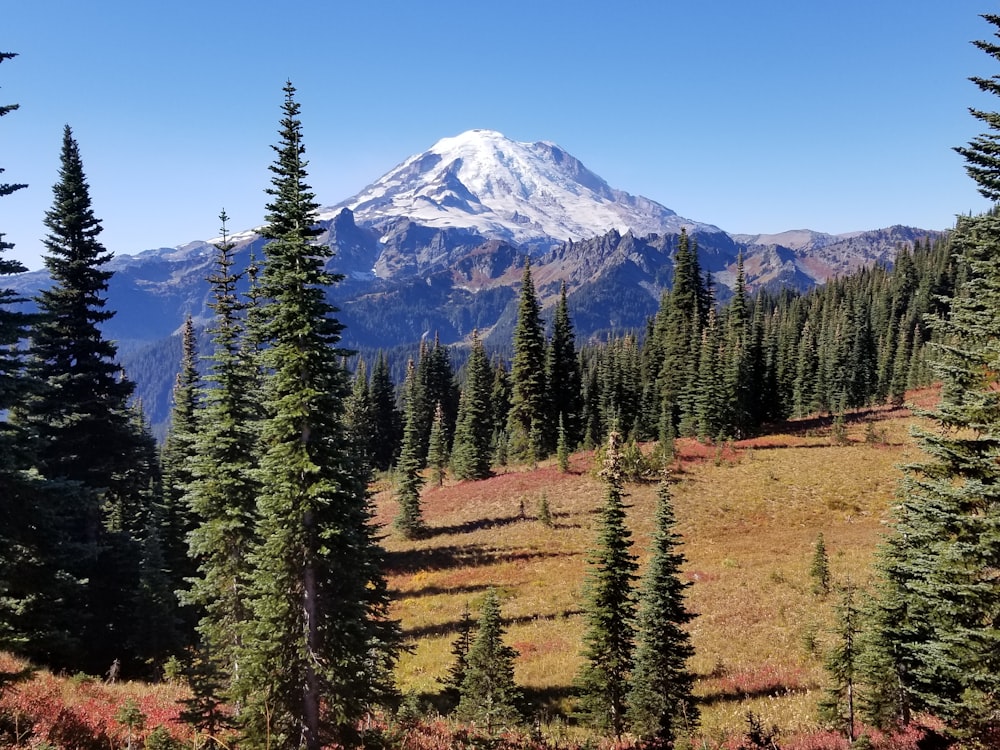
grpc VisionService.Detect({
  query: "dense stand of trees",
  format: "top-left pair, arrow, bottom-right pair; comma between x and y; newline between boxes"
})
7,12 -> 1000,743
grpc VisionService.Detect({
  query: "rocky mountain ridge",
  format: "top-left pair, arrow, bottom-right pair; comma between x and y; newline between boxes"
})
5,130 -> 947,429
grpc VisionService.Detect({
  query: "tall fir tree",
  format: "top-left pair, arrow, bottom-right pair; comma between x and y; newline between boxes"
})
344,358 -> 375,474
395,359 -> 427,538
16,125 -> 158,674
506,259 -> 547,463
159,314 -> 201,626
866,15 -> 1000,742
427,400 -> 448,487
369,351 -> 401,472
237,83 -> 397,749
184,212 -> 261,700
451,331 -> 494,480
456,589 -> 522,733
656,228 -> 706,437
819,584 -> 860,742
627,477 -> 698,744
545,282 -> 583,452
576,430 -> 638,740
439,604 -> 474,710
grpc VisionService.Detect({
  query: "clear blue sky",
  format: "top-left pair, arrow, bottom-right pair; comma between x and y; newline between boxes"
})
3,0 -> 996,271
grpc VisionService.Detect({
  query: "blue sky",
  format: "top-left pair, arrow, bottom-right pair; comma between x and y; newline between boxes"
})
3,0 -> 996,271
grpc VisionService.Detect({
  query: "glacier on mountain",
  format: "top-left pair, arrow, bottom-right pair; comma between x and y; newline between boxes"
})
323,129 -> 723,246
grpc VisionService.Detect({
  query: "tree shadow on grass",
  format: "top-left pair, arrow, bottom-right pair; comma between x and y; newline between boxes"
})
386,544 -> 566,576
428,514 -> 524,537
402,607 -> 584,640
696,683 -> 812,706
519,684 -> 580,722
393,582 -> 495,599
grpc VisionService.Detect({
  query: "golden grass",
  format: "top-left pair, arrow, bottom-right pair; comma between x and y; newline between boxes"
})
375,393 -> 936,741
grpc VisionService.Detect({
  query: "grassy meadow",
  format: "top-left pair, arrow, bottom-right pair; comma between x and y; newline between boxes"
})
375,389 -> 938,745
0,389 -> 940,748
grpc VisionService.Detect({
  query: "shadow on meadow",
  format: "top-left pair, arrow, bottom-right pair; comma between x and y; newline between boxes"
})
386,544 -> 567,575
428,513 -> 525,537
402,607 -> 584,640
394,582 -> 496,599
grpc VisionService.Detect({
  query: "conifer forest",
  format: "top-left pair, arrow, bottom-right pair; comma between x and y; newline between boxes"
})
7,10 -> 1000,750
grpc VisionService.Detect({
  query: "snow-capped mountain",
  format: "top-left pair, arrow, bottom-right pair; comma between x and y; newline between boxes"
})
325,129 -> 723,246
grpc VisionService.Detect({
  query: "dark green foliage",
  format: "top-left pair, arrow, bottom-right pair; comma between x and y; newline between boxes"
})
575,430 -> 638,740
0,50 -> 55,665
810,533 -> 831,597
13,125 -> 161,674
178,641 -> 232,741
546,283 -> 583,451
864,17 -> 1000,743
489,359 -> 512,463
369,351 -> 402,471
737,711 -> 781,750
955,13 -> 1000,201
537,492 -> 553,527
652,228 -> 707,436
237,83 -> 397,749
866,212 -> 1000,742
396,359 -> 427,538
159,314 -> 200,632
506,259 -> 547,463
556,413 -> 570,473
344,358 -> 376,473
819,585 -> 859,741
451,332 -> 494,480
414,335 -> 459,464
439,605 -> 473,710
628,477 -> 698,744
427,400 -> 448,487
456,589 -> 522,733
184,213 -> 259,702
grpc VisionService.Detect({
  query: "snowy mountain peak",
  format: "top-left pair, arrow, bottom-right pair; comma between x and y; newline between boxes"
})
324,129 -> 721,246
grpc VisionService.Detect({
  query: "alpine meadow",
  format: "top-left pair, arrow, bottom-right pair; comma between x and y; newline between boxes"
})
7,7 -> 1000,750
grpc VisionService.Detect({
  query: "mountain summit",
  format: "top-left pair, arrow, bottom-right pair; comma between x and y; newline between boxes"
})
327,129 -> 722,246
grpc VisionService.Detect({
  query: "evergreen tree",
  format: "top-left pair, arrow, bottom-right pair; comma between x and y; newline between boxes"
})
344,358 -> 375,474
866,17 -> 1000,741
238,83 -> 397,749
489,359 -> 511,463
184,212 -> 260,701
427,400 -> 448,487
546,282 -> 583,451
556,413 -> 570,473
395,359 -> 426,538
451,332 -> 493,480
369,351 -> 401,472
15,125 -> 157,674
810,533 -> 831,597
819,584 -> 860,742
576,430 -> 638,740
439,605 -> 473,710
159,314 -> 201,623
456,589 -> 522,733
506,259 -> 547,463
653,229 -> 707,437
628,477 -> 698,744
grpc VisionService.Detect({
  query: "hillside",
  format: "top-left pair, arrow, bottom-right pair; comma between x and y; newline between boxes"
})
0,393 -> 937,749
372,391 -> 937,745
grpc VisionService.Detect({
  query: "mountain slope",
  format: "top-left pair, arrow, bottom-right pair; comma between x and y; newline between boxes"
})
329,129 -> 723,248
